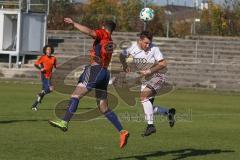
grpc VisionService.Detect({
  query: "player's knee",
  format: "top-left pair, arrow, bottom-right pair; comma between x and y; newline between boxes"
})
140,96 -> 149,102
71,95 -> 80,99
99,106 -> 108,113
71,91 -> 86,99
98,100 -> 108,113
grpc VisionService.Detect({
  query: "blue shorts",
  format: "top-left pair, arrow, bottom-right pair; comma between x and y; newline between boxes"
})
41,73 -> 51,93
78,65 -> 110,99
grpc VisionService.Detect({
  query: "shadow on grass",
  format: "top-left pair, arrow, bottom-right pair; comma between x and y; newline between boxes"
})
0,119 -> 48,124
111,148 -> 235,160
40,107 -> 94,111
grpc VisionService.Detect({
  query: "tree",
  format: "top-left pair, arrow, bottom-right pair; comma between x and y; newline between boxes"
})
231,0 -> 240,35
210,3 -> 222,35
47,0 -> 240,36
215,0 -> 240,36
172,20 -> 191,38
48,0 -> 72,30
147,6 -> 165,36
80,0 -> 120,29
199,8 -> 211,35
117,0 -> 143,32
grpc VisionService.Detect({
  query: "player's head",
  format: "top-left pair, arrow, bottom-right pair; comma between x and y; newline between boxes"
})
101,20 -> 116,33
43,44 -> 54,56
138,31 -> 153,51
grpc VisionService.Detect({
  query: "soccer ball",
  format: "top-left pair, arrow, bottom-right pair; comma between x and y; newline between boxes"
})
139,7 -> 154,21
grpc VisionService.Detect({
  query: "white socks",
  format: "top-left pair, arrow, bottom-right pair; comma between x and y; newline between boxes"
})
142,100 -> 154,124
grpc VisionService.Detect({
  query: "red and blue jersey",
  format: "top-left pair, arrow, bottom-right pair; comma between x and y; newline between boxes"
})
90,29 -> 114,68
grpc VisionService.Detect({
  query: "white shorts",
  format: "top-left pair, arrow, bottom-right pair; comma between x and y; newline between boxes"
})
141,74 -> 166,94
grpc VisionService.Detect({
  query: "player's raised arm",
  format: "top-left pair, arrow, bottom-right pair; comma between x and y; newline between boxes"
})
119,50 -> 129,72
64,18 -> 97,38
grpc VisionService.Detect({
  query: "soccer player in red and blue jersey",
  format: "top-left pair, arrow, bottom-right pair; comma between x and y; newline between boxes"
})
32,45 -> 56,111
48,18 -> 129,149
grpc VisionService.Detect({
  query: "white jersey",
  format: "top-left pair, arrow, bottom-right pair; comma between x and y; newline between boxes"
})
122,42 -> 167,92
122,42 -> 166,72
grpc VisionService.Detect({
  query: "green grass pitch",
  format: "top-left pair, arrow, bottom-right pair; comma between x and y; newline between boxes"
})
0,82 -> 239,160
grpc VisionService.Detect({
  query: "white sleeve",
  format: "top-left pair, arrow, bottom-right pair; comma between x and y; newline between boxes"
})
121,43 -> 135,57
153,46 -> 164,61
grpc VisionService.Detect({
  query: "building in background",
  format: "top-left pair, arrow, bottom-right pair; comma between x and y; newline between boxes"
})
200,0 -> 209,10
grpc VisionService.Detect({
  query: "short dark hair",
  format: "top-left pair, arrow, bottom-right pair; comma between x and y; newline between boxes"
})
43,44 -> 54,54
103,20 -> 116,32
139,31 -> 153,41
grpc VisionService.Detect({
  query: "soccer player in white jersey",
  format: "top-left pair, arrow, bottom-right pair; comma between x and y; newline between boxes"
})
120,31 -> 176,136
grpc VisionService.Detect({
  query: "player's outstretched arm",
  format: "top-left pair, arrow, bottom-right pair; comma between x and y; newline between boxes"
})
64,18 -> 97,38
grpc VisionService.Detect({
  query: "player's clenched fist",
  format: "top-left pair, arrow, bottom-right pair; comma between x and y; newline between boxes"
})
64,18 -> 74,24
